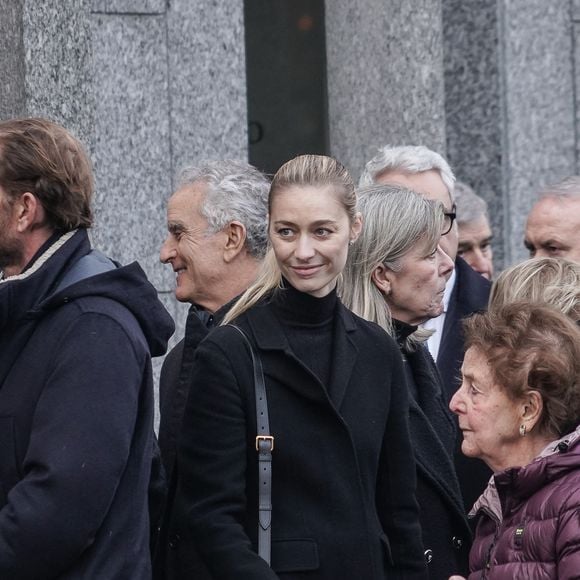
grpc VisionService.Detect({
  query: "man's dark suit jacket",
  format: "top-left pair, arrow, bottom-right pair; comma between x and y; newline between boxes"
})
436,257 -> 493,512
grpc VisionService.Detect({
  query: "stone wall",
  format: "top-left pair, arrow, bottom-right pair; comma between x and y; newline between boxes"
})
2,0 -> 579,416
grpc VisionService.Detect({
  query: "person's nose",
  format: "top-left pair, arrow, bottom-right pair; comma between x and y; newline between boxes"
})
437,244 -> 454,277
449,386 -> 465,415
469,248 -> 489,275
160,235 -> 175,264
294,235 -> 316,261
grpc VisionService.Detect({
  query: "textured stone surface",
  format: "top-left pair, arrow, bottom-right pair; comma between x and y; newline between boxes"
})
326,0 -> 447,178
22,0 -> 95,150
573,0 -> 580,21
91,0 -> 166,13
167,0 -> 248,181
90,13 -> 172,290
501,0 -> 576,265
0,0 -> 26,120
442,0 -> 505,267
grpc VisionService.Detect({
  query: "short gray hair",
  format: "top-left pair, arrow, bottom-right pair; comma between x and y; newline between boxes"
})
358,145 -> 455,198
537,176 -> 580,202
178,160 -> 270,258
340,184 -> 444,348
454,181 -> 489,226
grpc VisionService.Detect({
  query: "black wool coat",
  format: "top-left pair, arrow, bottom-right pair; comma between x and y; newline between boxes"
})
400,336 -> 472,579
154,304 -> 228,580
436,257 -> 493,512
175,297 -> 428,580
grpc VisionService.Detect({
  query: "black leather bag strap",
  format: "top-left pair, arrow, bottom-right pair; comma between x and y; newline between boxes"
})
227,325 -> 273,565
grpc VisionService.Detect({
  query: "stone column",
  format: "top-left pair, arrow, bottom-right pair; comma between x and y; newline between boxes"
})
443,0 -> 576,268
325,0 -> 447,178
0,0 -> 94,146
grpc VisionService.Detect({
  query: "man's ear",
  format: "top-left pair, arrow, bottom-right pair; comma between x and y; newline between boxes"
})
371,263 -> 392,296
14,192 -> 47,233
223,221 -> 247,263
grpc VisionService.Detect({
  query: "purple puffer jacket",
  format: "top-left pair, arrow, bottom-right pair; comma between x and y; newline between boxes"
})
467,425 -> 580,579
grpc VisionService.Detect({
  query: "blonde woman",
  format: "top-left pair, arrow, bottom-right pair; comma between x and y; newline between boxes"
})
489,256 -> 580,320
175,156 -> 427,579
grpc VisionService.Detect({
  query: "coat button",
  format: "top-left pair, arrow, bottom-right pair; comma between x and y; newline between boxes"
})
452,536 -> 463,550
424,549 -> 433,564
168,533 -> 181,549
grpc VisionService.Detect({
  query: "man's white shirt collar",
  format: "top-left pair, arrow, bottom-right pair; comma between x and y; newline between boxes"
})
421,267 -> 456,362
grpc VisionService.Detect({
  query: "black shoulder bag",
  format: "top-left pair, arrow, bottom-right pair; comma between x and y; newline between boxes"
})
227,325 -> 273,565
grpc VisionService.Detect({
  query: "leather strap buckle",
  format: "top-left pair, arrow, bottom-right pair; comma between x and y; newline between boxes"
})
256,435 -> 274,452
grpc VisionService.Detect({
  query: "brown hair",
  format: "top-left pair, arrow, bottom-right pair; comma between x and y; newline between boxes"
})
0,118 -> 94,230
464,303 -> 580,438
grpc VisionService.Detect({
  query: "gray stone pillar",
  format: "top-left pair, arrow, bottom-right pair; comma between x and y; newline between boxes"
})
0,0 -> 26,120
325,0 -> 447,177
443,0 -> 576,268
0,0 -> 94,147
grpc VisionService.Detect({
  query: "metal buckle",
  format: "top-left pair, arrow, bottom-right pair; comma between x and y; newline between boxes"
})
255,435 -> 274,452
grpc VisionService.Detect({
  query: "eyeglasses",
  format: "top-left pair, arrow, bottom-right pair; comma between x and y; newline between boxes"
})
442,204 -> 457,236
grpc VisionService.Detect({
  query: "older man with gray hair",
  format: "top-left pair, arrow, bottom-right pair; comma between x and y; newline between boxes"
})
525,176 -> 580,264
360,145 -> 492,512
454,181 -> 494,280
154,160 -> 269,579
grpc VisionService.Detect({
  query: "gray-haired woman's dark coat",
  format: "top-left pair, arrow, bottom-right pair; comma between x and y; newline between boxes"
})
175,296 -> 428,579
395,320 -> 472,579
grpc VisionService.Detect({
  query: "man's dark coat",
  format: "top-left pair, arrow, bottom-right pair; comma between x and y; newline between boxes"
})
0,229 -> 174,579
436,257 -> 493,511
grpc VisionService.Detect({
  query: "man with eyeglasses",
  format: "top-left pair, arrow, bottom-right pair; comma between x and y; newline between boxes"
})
359,145 -> 491,512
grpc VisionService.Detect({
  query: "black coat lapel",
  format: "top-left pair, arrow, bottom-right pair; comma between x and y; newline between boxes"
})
328,305 -> 358,410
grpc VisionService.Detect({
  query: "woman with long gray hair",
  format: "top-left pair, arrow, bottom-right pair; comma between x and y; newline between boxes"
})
341,184 -> 471,580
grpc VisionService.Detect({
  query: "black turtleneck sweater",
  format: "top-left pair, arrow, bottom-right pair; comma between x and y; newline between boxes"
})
271,281 -> 337,400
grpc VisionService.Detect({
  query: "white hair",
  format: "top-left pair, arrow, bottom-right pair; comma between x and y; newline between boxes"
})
454,181 -> 489,226
358,145 -> 455,198
178,160 -> 270,258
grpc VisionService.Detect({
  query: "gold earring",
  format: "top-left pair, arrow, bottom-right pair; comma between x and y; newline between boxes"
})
519,424 -> 527,437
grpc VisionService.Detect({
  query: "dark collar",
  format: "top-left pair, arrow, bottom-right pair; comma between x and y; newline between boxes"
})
393,318 -> 418,349
271,280 -> 337,325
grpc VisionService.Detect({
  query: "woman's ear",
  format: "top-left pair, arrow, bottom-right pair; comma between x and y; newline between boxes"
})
371,263 -> 391,296
521,390 -> 544,432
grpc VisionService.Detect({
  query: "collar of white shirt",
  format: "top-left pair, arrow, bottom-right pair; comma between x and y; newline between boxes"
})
420,267 -> 457,362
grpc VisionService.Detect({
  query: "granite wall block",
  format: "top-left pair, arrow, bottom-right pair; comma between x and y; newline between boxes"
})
167,0 -> 248,182
0,0 -> 26,120
326,0 -> 447,178
501,0 -> 576,264
91,0 -> 166,13
22,0 -> 95,150
442,0 -> 505,267
90,13 -> 172,291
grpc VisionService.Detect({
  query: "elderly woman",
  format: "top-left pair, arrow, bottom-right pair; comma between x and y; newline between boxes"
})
449,303 -> 580,579
341,184 -> 471,579
489,256 -> 580,320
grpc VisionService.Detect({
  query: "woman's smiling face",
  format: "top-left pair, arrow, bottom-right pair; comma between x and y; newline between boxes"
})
269,184 -> 361,297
